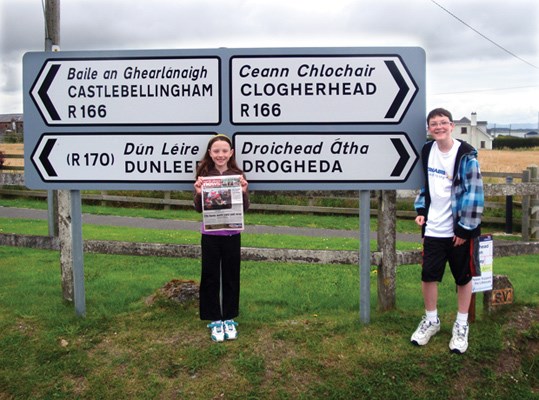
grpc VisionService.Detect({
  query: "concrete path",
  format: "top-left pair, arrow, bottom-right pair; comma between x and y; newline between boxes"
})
0,206 -> 422,242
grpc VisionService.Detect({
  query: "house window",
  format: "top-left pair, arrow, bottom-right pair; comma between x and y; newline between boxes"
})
461,127 -> 467,134
480,141 -> 486,149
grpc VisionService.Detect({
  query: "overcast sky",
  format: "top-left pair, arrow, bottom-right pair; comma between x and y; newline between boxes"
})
1,0 -> 538,126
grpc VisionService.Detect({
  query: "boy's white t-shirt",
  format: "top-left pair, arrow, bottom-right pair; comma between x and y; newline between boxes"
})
425,140 -> 461,238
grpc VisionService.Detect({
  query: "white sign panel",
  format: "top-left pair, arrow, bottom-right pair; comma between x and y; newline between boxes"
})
231,55 -> 417,124
234,132 -> 417,182
31,133 -> 214,182
30,57 -> 220,125
23,47 -> 425,190
472,234 -> 494,293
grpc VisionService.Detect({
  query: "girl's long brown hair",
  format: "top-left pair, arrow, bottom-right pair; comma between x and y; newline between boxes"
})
195,134 -> 243,178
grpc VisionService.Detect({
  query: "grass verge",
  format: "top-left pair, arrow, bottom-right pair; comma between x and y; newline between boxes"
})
0,247 -> 537,399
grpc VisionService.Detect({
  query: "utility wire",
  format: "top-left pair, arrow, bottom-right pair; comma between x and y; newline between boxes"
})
430,0 -> 539,70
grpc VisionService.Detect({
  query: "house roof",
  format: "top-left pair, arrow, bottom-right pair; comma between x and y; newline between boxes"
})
0,114 -> 23,123
455,117 -> 487,125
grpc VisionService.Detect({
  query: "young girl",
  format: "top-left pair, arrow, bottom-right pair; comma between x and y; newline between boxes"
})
194,134 -> 249,342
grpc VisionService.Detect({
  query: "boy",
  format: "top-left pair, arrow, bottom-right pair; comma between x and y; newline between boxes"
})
411,108 -> 484,354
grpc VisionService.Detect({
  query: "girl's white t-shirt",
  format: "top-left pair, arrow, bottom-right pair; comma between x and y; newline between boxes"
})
425,140 -> 461,238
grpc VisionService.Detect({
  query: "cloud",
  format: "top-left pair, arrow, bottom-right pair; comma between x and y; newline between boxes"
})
1,0 -> 538,123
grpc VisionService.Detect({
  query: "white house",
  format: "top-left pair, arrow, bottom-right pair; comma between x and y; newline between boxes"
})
452,112 -> 494,150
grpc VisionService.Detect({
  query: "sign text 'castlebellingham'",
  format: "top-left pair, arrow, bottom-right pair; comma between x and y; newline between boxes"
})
30,57 -> 221,125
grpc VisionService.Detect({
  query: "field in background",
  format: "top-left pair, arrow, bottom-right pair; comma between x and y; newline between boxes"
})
478,149 -> 539,173
0,143 -> 23,168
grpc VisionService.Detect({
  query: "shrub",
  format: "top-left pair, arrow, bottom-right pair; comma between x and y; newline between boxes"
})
493,136 -> 539,149
3,132 -> 24,143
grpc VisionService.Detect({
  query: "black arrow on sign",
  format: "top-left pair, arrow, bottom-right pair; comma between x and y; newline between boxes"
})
37,64 -> 61,121
384,60 -> 410,119
390,138 -> 410,177
39,138 -> 58,177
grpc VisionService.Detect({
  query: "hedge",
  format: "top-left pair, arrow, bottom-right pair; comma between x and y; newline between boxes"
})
493,135 -> 539,149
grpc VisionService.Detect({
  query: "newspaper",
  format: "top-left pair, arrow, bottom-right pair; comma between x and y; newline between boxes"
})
201,175 -> 244,231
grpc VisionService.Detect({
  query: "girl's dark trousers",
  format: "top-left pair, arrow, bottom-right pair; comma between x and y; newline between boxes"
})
199,233 -> 241,321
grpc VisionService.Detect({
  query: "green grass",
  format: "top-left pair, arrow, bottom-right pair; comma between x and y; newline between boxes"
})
0,217 -> 424,252
0,196 -> 426,252
0,246 -> 537,399
0,197 -> 536,398
0,197 -> 436,233
0,197 -> 521,251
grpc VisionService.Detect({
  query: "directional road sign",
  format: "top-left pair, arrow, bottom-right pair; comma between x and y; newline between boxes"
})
30,57 -> 221,125
230,55 -> 417,124
23,47 -> 425,190
234,132 -> 417,182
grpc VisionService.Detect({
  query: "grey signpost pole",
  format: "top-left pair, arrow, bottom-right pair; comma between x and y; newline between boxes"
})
359,190 -> 371,324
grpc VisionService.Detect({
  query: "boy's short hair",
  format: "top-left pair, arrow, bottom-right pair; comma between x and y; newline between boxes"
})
427,108 -> 453,124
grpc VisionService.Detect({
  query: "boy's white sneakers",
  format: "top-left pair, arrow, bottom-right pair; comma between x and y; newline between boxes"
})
449,321 -> 469,354
410,316 -> 441,346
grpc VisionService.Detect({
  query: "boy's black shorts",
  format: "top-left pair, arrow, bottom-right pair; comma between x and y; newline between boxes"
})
421,236 -> 475,286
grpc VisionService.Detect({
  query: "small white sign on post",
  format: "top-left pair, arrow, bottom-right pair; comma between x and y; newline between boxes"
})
472,234 -> 493,293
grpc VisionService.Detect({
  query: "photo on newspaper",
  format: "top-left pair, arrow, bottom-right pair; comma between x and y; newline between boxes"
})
201,175 -> 244,231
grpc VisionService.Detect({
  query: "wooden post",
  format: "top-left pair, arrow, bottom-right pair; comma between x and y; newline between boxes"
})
45,0 -> 60,50
164,191 -> 171,211
529,165 -> 539,240
100,190 -> 107,207
45,0 -> 80,307
57,190 -> 73,301
505,176 -> 513,234
376,190 -> 397,311
522,168 -> 530,241
468,293 -> 476,323
45,0 -> 60,238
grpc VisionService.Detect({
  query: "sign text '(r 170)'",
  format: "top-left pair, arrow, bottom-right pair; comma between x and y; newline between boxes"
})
67,152 -> 114,167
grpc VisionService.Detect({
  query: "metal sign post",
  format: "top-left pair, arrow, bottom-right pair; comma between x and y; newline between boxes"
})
359,190 -> 371,324
70,190 -> 85,316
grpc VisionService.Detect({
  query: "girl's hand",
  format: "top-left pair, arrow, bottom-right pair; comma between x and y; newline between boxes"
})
415,215 -> 425,226
194,177 -> 203,194
240,176 -> 248,192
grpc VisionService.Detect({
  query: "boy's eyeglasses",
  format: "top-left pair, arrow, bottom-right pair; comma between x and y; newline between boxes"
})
428,121 -> 452,128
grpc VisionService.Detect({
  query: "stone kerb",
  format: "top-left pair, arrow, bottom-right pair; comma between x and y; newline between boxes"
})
1,233 -> 537,265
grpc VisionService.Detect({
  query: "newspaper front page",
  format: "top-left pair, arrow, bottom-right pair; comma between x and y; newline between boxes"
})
201,175 -> 244,231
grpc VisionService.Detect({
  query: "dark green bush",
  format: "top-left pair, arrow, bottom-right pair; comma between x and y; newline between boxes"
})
3,132 -> 24,143
493,135 -> 539,149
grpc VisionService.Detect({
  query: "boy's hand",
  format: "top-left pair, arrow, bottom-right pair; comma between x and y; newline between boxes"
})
415,216 -> 425,226
452,236 -> 466,247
